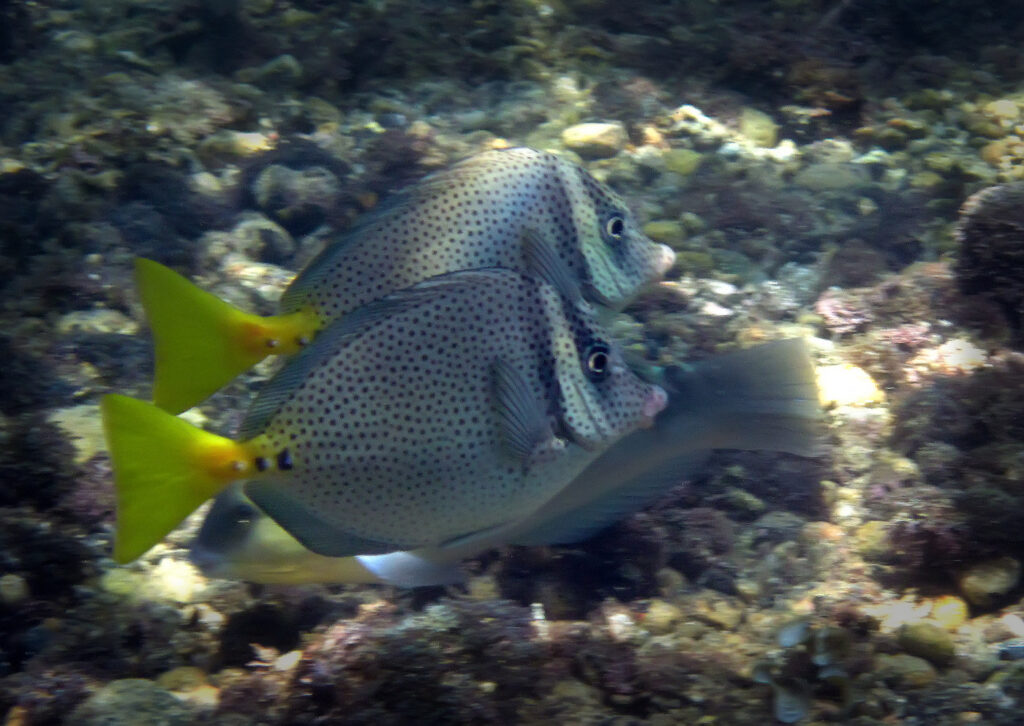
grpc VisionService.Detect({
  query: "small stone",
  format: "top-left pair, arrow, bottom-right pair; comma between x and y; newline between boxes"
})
48,406 -> 105,465
156,667 -> 208,693
200,131 -> 275,159
721,487 -> 766,517
734,578 -> 761,602
663,148 -> 703,176
957,557 -> 1021,607
655,567 -> 687,598
984,99 -> 1019,121
251,165 -> 341,237
53,30 -> 98,54
854,520 -> 891,562
57,310 -> 137,336
561,122 -> 627,158
817,364 -> 884,407
644,599 -> 683,634
641,220 -> 686,247
874,653 -> 937,688
0,574 -> 29,606
172,684 -> 218,710
794,163 -> 867,192
70,679 -> 193,726
910,171 -> 944,188
237,54 -> 304,88
930,595 -> 969,630
899,621 -> 955,666
739,107 -> 779,147
693,596 -> 743,630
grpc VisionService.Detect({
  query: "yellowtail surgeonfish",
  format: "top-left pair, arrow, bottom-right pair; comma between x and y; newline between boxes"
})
102,264 -> 668,564
189,339 -> 822,587
140,146 -> 676,413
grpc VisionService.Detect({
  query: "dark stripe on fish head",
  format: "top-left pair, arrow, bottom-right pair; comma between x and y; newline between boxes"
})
537,283 -> 665,452
556,158 -> 672,310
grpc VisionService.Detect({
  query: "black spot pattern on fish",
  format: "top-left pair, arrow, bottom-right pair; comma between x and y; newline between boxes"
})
282,148 -> 666,321
255,269 -> 657,548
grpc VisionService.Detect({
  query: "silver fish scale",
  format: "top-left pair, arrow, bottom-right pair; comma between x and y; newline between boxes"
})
280,147 -> 666,319
254,269 -> 654,548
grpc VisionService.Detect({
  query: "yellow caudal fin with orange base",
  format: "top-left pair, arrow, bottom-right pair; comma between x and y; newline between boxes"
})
134,258 -> 320,414
101,394 -> 255,563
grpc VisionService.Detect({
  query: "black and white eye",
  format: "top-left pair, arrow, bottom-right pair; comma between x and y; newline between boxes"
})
605,215 -> 625,240
585,343 -> 611,380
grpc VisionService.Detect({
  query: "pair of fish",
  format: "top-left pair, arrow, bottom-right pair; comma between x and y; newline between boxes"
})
103,147 -> 680,565
191,339 -> 822,586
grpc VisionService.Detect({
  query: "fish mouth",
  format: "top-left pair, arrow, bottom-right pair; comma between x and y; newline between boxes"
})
655,244 -> 676,276
640,385 -> 668,427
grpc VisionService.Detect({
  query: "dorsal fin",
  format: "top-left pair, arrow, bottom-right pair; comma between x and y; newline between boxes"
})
281,150 -> 526,312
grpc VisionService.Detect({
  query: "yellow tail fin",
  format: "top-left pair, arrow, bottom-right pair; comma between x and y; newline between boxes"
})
135,258 -> 320,414
101,394 -> 254,563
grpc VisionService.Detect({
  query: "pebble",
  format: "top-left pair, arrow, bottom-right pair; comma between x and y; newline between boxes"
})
561,122 -> 627,158
643,599 -> 683,634
957,556 -> 1021,607
70,679 -> 193,726
662,148 -> 703,176
641,220 -> 686,247
793,163 -> 867,192
48,406 -> 105,465
899,621 -> 955,666
0,574 -> 29,606
930,595 -> 969,630
692,596 -> 743,630
874,653 -> 937,688
739,107 -> 778,148
237,53 -> 304,88
57,309 -> 138,336
854,520 -> 891,562
156,667 -> 208,693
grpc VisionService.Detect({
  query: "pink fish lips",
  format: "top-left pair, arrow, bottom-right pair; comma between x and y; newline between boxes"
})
641,385 -> 669,427
655,244 -> 677,276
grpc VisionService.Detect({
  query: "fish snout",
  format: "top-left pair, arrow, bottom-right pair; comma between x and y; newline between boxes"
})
655,244 -> 676,276
640,385 -> 668,426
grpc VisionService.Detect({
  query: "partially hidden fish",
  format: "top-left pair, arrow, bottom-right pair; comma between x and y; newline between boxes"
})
190,339 -> 823,587
103,265 -> 667,563
140,146 -> 676,413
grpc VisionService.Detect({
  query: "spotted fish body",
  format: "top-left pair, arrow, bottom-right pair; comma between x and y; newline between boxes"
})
237,267 -> 666,554
190,340 -> 824,587
282,146 -> 675,319
139,147 -> 674,414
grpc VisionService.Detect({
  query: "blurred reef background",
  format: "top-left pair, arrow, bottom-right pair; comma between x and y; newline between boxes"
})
3,0 -> 1024,723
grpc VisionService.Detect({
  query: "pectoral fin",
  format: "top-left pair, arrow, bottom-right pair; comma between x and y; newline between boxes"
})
492,357 -> 562,467
521,227 -> 582,303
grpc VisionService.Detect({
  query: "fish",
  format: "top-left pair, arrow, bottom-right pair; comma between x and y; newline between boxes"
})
139,146 -> 676,413
189,339 -> 822,587
102,264 -> 668,563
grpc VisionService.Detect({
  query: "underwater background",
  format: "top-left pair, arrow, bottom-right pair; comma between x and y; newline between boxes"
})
3,0 -> 1024,723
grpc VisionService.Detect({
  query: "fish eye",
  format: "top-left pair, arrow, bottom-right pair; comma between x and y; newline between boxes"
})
585,343 -> 611,380
605,215 -> 625,240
